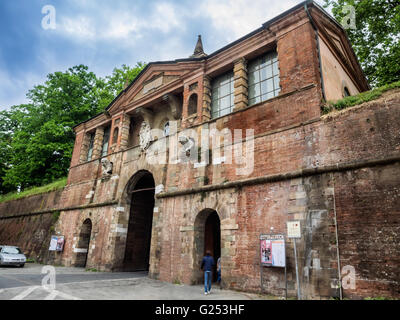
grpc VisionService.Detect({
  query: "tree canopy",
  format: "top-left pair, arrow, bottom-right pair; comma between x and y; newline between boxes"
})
324,0 -> 400,87
0,62 -> 146,194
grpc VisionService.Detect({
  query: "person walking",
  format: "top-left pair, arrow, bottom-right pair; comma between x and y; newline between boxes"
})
201,250 -> 215,295
217,257 -> 221,289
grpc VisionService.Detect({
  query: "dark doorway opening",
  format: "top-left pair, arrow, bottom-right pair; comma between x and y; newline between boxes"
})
75,219 -> 92,268
123,171 -> 155,271
204,211 -> 221,282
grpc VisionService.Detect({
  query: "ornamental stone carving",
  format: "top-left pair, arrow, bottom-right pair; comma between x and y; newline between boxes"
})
101,158 -> 113,176
139,121 -> 152,151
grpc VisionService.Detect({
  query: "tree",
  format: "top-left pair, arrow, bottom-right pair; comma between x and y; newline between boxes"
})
0,109 -> 19,194
97,62 -> 146,110
324,0 -> 400,86
1,63 -> 146,193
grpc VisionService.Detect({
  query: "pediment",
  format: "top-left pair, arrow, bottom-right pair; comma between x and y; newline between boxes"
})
324,27 -> 352,65
107,62 -> 201,114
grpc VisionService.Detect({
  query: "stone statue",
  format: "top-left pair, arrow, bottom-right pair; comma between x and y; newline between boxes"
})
139,121 -> 152,151
179,135 -> 195,159
101,158 -> 113,176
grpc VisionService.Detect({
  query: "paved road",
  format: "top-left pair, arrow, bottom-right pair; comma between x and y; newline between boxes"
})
0,264 -> 146,289
0,264 -> 275,300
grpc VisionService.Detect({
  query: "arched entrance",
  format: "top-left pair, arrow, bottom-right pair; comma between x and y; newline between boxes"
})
75,219 -> 92,268
123,171 -> 155,271
194,209 -> 221,283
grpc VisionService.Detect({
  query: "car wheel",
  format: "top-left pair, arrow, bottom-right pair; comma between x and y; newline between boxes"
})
19,264 -> 25,268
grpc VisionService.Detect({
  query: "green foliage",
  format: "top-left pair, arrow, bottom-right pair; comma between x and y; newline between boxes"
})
52,211 -> 61,222
0,177 -> 67,203
322,81 -> 400,114
0,63 -> 146,194
324,0 -> 400,87
97,62 -> 146,110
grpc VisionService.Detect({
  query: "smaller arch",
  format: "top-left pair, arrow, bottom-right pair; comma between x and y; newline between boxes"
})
193,209 -> 221,284
188,93 -> 198,116
75,218 -> 92,268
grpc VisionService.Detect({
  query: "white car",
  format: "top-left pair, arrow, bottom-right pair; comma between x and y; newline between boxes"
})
0,245 -> 26,267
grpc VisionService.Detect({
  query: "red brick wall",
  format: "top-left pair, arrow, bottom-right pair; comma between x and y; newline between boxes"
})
335,164 -> 400,299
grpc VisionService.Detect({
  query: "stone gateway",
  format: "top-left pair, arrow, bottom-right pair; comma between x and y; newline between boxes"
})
1,1 -> 399,300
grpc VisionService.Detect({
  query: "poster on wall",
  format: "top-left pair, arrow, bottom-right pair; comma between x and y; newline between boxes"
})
49,235 -> 65,252
260,234 -> 285,267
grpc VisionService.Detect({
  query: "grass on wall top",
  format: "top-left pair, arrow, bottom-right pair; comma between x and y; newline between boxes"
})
0,177 -> 67,204
322,81 -> 400,114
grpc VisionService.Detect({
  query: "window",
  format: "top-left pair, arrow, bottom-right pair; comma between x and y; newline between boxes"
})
163,121 -> 170,137
211,72 -> 234,118
112,127 -> 119,145
188,93 -> 198,116
86,133 -> 95,161
248,52 -> 280,106
344,86 -> 351,97
101,126 -> 110,157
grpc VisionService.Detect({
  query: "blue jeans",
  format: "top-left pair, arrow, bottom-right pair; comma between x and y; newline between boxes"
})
204,271 -> 212,292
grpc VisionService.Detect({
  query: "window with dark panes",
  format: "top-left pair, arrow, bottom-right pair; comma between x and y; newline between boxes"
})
86,133 -> 95,161
101,126 -> 110,157
248,52 -> 280,106
211,71 -> 234,118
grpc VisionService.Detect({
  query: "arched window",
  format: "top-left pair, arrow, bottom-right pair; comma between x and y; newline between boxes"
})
344,86 -> 351,97
188,93 -> 198,116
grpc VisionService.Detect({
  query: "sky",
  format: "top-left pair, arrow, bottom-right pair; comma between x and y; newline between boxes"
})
0,0 -> 329,111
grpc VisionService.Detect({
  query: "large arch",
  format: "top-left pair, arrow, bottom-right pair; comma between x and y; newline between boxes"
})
193,208 -> 221,283
122,170 -> 156,271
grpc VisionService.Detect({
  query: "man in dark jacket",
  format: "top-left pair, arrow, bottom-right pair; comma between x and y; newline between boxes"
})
201,250 -> 215,295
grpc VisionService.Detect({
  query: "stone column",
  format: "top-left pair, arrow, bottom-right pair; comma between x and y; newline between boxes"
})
202,75 -> 212,121
119,114 -> 131,151
79,132 -> 91,164
233,58 -> 248,111
91,127 -> 104,159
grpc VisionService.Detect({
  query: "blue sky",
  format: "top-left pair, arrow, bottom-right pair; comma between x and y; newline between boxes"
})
0,0 -> 328,111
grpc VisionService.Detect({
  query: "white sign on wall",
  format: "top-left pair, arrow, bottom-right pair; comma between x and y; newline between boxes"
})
260,234 -> 286,267
287,221 -> 301,238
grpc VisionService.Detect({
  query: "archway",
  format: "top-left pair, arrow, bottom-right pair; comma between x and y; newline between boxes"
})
75,219 -> 92,268
123,171 -> 155,271
194,209 -> 221,283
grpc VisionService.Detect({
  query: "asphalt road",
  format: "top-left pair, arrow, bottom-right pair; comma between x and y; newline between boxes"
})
0,263 -> 273,300
0,264 -> 146,289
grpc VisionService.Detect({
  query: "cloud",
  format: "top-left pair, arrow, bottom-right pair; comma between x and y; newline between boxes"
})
61,15 -> 96,40
1,0 -> 326,110
198,0 -> 301,42
55,1 -> 185,43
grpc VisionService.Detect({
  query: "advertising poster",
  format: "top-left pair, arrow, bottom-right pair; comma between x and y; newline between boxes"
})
260,234 -> 285,267
49,235 -> 65,252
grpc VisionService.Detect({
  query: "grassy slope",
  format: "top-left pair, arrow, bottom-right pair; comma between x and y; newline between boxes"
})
322,81 -> 400,114
0,177 -> 67,204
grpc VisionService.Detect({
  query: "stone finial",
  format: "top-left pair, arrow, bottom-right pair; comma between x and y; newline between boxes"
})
190,35 -> 207,58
